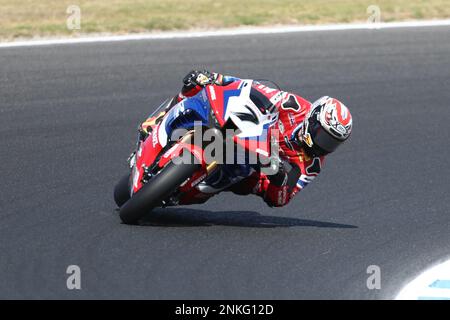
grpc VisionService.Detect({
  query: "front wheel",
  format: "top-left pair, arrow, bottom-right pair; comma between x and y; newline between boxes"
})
119,160 -> 201,224
114,173 -> 131,208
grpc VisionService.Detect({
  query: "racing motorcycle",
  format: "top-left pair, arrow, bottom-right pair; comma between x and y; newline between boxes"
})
114,79 -> 281,224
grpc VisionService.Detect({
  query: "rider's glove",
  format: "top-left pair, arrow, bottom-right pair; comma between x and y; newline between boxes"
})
263,161 -> 299,207
183,70 -> 217,87
267,160 -> 291,187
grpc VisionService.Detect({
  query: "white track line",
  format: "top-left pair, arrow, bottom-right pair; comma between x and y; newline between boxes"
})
396,259 -> 450,300
1,19 -> 450,48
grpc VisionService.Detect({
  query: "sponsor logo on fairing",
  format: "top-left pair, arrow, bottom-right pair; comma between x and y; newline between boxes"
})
257,84 -> 276,95
152,132 -> 159,147
209,86 -> 216,101
270,91 -> 284,105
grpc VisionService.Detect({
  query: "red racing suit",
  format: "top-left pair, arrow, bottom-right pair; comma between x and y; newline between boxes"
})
142,72 -> 325,207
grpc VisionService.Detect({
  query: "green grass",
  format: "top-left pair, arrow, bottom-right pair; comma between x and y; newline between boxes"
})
0,0 -> 449,40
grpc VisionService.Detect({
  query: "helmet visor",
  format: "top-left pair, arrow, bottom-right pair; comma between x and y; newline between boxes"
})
310,125 -> 341,153
306,107 -> 342,153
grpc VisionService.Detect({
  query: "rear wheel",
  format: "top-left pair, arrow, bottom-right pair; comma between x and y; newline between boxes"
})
114,174 -> 131,208
119,160 -> 200,224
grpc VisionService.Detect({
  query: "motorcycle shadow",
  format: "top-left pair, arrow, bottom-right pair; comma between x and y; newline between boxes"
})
138,208 -> 358,229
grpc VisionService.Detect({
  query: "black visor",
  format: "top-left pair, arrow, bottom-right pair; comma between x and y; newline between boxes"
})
306,106 -> 343,154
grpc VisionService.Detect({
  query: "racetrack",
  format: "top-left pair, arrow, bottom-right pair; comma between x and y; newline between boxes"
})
1,26 -> 449,299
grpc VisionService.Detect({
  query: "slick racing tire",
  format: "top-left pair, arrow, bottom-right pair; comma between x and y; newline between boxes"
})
119,160 -> 200,224
114,173 -> 131,208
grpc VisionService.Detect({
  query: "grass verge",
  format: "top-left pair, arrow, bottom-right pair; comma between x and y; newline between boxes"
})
0,0 -> 449,40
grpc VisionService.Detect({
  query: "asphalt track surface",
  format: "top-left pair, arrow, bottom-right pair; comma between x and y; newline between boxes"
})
1,26 -> 449,299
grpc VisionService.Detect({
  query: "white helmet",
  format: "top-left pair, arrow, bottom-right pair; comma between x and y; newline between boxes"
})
298,96 -> 352,156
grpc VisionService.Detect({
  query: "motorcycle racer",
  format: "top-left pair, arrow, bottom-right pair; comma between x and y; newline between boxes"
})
141,70 -> 353,207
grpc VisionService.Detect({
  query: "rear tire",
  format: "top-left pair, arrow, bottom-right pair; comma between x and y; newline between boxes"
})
119,160 -> 200,224
114,173 -> 131,208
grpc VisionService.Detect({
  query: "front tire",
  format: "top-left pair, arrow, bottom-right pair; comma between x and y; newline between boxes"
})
119,160 -> 200,224
114,173 -> 131,208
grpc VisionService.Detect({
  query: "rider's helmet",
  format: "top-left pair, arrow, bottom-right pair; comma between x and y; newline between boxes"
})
293,96 -> 352,156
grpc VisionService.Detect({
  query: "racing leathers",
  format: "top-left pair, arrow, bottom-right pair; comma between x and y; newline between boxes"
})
141,70 -> 325,207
